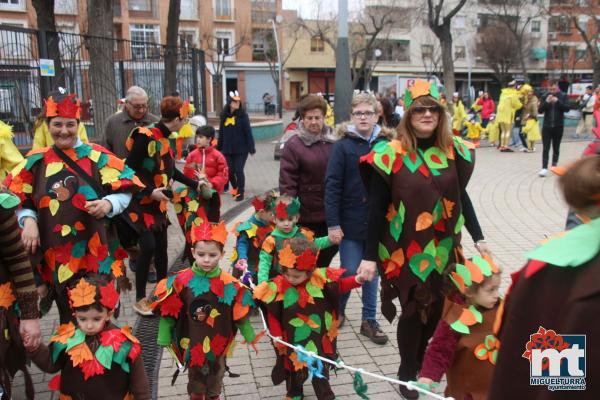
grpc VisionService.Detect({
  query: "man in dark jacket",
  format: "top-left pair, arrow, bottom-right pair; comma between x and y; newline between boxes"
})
538,81 -> 570,177
324,92 -> 391,345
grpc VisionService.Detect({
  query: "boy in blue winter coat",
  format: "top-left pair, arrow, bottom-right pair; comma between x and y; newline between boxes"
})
324,92 -> 393,345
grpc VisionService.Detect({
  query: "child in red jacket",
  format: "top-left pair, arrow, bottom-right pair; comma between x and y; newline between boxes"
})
184,125 -> 228,194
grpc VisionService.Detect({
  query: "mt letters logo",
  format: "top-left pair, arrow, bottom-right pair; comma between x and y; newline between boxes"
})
523,326 -> 586,391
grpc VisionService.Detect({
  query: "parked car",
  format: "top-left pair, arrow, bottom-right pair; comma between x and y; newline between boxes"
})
273,121 -> 298,160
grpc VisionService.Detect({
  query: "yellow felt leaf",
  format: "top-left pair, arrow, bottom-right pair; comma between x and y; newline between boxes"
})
415,212 -> 433,231
174,203 -> 183,214
180,337 -> 190,349
58,264 -> 74,283
147,141 -> 156,156
49,199 -> 59,216
89,149 -> 101,162
188,200 -> 199,213
45,162 -> 64,177
246,224 -> 258,238
22,183 -> 33,194
209,308 -> 221,319
61,225 -> 71,236
100,167 -> 120,184
0,282 -> 16,309
10,159 -> 26,177
203,336 -> 211,353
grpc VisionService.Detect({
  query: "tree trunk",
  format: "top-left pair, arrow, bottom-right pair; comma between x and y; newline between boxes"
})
164,0 -> 181,96
594,57 -> 600,87
438,26 -> 456,107
32,0 -> 65,89
85,0 -> 116,143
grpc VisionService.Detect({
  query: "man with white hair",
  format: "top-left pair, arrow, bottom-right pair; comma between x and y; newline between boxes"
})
104,85 -> 159,159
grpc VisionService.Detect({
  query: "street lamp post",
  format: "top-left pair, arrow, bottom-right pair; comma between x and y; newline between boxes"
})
270,17 -> 283,119
334,0 -> 352,123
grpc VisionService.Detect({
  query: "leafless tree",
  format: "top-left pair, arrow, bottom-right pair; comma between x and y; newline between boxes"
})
32,0 -> 65,89
164,0 -> 181,96
477,24 -> 520,87
427,0 -> 468,102
479,0 -> 545,80
85,0 -> 117,141
419,33 -> 444,80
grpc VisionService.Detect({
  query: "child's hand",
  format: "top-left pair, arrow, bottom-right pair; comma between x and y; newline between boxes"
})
235,259 -> 248,271
355,274 -> 365,285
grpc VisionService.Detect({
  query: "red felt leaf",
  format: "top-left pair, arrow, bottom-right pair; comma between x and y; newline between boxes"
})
524,259 -> 547,279
48,374 -> 61,391
325,268 -> 344,281
143,213 -> 155,229
80,358 -> 105,380
44,149 -> 61,163
296,249 -> 317,271
251,197 -> 265,211
100,284 -> 119,310
297,286 -> 309,308
175,269 -> 194,288
54,242 -> 74,264
159,294 -> 183,318
406,241 -> 422,260
100,328 -> 127,352
418,163 -> 430,177
189,343 -> 206,367
322,335 -> 333,355
71,193 -> 87,211
392,157 -> 403,173
381,153 -> 390,168
113,247 -> 128,260
210,277 -> 224,298
256,226 -> 272,242
433,219 -> 446,232
128,342 -> 141,361
53,224 -> 62,233
211,334 -> 228,356
81,254 -> 100,273
275,201 -> 288,220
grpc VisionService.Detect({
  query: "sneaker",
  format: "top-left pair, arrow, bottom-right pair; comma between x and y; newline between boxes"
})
360,320 -> 388,345
133,298 -> 153,316
539,168 -> 548,177
147,270 -> 157,283
399,384 -> 419,400
520,147 -> 529,153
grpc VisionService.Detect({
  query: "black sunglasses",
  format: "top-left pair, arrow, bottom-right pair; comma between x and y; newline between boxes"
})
412,105 -> 442,114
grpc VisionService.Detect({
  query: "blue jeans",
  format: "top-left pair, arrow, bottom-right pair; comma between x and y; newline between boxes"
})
339,238 -> 378,321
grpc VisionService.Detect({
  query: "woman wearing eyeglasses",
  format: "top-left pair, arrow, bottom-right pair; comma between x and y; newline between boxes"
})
356,81 -> 489,399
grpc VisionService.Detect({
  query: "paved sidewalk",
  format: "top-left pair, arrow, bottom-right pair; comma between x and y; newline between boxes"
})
12,138 -> 588,400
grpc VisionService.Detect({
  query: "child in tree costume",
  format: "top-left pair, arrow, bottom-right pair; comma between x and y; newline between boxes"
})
0,190 -> 39,400
231,190 -> 276,281
3,94 -> 143,323
257,195 -> 332,284
490,155 -> 600,399
253,237 -> 365,400
416,255 -> 501,400
25,274 -> 150,400
149,219 -> 260,400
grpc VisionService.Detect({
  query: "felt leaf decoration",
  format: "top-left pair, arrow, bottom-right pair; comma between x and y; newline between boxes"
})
442,198 -> 455,219
57,264 -> 74,283
284,287 -> 299,308
160,294 -> 183,318
294,324 -> 312,342
52,323 -> 76,344
296,248 -> 317,270
211,221 -> 228,244
390,248 -> 405,268
415,212 -> 433,231
95,345 -> 115,369
100,284 -> 119,310
0,282 -> 16,309
202,336 -> 211,353
100,329 -> 127,352
378,243 -> 390,262
308,314 -> 321,331
274,201 -> 288,220
390,201 -> 406,241
278,246 -> 297,268
324,311 -> 333,331
67,342 -> 94,367
408,253 -> 436,282
253,281 -> 276,303
70,279 -> 96,308
423,146 -> 448,170
220,283 -> 237,305
80,357 -> 105,380
49,198 -> 60,216
0,192 -> 20,209
48,374 -> 61,391
289,317 -> 304,328
45,162 -> 64,177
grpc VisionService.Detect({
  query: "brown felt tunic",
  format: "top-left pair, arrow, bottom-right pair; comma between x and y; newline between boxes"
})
443,301 -> 498,400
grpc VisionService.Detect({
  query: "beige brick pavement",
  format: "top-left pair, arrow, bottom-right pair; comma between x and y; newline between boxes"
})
11,136 -> 588,400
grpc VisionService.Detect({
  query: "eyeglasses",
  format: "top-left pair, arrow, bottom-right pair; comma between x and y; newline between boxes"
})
127,102 -> 148,110
351,111 -> 375,119
412,105 -> 441,115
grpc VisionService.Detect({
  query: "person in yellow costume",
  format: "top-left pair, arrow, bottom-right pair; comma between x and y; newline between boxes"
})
32,112 -> 89,149
464,116 -> 485,148
496,81 -> 522,151
451,92 -> 467,136
484,114 -> 500,147
0,120 -> 24,181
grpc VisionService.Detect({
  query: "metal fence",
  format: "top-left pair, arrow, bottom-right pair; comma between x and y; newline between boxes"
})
0,25 -> 206,148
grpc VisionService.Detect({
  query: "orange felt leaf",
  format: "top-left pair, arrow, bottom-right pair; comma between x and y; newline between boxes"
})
124,394 -> 134,400
38,196 -> 51,208
159,200 -> 167,213
385,204 -> 397,222
138,126 -> 153,137
107,156 -> 125,170
262,236 -> 275,253
153,174 -> 164,188
129,212 -> 139,222
111,260 -> 124,278
465,259 -> 484,284
111,180 -> 122,191
459,308 -> 477,325
45,96 -> 58,116
88,232 -> 101,257
59,394 -> 73,400
211,221 -> 228,244
275,292 -> 285,301
309,270 -> 326,289
252,282 -> 274,302
474,343 -> 488,360
220,272 -> 236,285
121,325 -> 139,343
0,282 -> 16,309
390,248 -> 405,267
51,322 -> 76,344
159,139 -> 170,156
74,221 -> 85,231
409,80 -> 433,100
70,279 -> 96,308
415,212 -> 433,231
290,351 -> 306,371
278,246 -> 297,268
301,228 -> 315,241
67,342 -> 94,367
327,318 -> 340,341
442,198 -> 455,219
233,302 -> 249,321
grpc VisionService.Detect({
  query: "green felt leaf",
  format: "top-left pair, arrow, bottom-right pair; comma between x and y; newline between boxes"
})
432,199 -> 444,224
287,197 -> 301,217
475,347 -> 487,358
51,342 -> 67,363
455,264 -> 472,286
98,256 -> 114,274
236,221 -> 253,233
423,239 -> 436,257
324,312 -> 332,331
265,282 -> 278,303
219,283 -> 237,305
75,144 -> 92,159
242,289 -> 255,307
95,345 -> 115,369
119,166 -> 135,180
454,213 -> 465,234
378,243 -> 390,262
472,255 -> 492,276
97,153 -> 109,168
309,314 -> 321,332
77,185 -> 98,200
113,341 -> 132,365
435,237 -> 453,273
294,324 -> 311,342
284,287 -> 299,309
142,157 -> 156,172
0,192 -> 20,209
188,275 -> 210,296
121,361 -> 130,373
166,274 -> 177,289
71,240 -> 88,259
491,349 -> 498,363
408,253 -> 436,282
390,213 -> 403,242
402,153 -> 422,174
66,329 -> 85,350
450,320 -> 470,334
289,318 -> 304,328
525,217 -> 600,268
373,140 -> 388,153
373,145 -> 396,175
469,305 -> 482,323
423,146 -> 448,170
430,83 -> 440,100
305,340 -> 318,354
305,282 -> 324,299
25,152 -> 44,170
453,137 -> 472,162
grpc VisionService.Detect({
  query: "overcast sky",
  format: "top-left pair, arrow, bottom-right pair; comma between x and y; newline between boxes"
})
282,0 -> 363,19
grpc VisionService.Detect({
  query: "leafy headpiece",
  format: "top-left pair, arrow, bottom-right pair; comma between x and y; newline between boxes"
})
450,255 -> 499,294
273,197 -> 301,220
45,94 -> 81,119
190,218 -> 228,245
179,99 -> 191,119
278,242 -> 318,271
68,276 -> 120,311
403,80 -> 440,108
